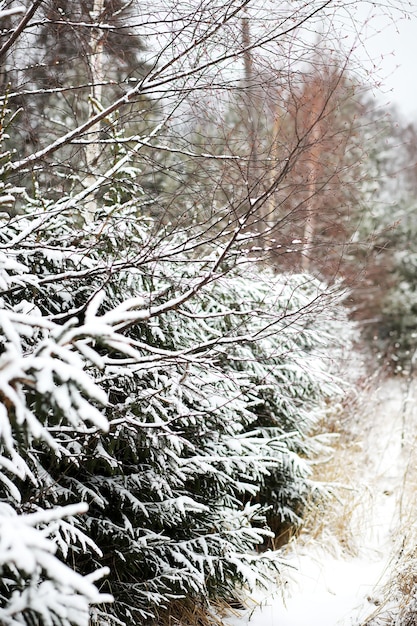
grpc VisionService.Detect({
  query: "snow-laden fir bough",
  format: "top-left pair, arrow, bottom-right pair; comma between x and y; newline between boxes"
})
0,185 -> 354,625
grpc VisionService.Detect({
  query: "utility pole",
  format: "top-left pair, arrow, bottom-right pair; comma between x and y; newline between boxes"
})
241,13 -> 264,246
265,111 -> 281,231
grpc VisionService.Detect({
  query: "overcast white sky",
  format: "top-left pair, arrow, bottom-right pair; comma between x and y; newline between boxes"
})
358,5 -> 417,121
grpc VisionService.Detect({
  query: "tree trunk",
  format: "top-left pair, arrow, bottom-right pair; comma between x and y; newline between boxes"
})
84,0 -> 105,222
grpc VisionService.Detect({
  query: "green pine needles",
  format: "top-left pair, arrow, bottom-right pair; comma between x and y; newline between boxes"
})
0,200 -> 353,625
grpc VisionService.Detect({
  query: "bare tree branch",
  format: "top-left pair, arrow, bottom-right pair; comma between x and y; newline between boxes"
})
0,0 -> 44,61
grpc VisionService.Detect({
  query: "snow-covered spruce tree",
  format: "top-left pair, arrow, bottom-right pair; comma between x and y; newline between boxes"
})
0,179 -> 354,624
0,244 -> 114,623
196,272 -> 349,543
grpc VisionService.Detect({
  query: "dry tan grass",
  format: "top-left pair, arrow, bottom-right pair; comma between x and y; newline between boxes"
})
294,372 -> 380,558
157,598 -> 229,626
301,438 -> 371,558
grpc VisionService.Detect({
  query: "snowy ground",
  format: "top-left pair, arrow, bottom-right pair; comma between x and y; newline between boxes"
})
226,374 -> 417,626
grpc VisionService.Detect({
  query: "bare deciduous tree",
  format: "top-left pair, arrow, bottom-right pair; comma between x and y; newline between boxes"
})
0,0 -> 401,261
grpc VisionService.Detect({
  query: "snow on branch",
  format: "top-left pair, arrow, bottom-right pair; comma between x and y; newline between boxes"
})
0,503 -> 112,626
0,8 -> 25,19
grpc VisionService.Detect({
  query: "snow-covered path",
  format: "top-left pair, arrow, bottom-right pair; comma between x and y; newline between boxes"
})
226,375 -> 417,626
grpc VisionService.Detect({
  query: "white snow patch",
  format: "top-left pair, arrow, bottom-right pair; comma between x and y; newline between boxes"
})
226,376 -> 414,626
